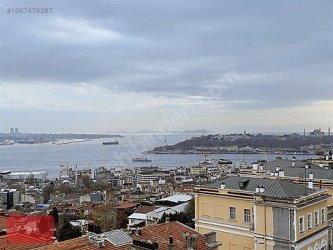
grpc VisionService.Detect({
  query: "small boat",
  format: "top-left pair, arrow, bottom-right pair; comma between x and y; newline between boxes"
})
102,140 -> 119,145
132,156 -> 152,162
218,159 -> 233,165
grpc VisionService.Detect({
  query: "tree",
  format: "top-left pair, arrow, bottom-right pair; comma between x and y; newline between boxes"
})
158,212 -> 194,227
315,147 -> 325,156
50,207 -> 59,226
158,199 -> 195,228
43,184 -> 54,203
185,198 -> 195,220
89,202 -> 116,232
58,221 -> 82,242
57,183 -> 73,195
82,175 -> 93,189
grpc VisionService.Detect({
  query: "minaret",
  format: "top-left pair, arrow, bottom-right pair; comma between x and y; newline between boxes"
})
303,128 -> 306,138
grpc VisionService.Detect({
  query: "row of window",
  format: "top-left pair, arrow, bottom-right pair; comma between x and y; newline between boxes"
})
299,208 -> 326,234
229,207 -> 251,223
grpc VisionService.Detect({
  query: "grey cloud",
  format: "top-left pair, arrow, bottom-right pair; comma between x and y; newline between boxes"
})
0,0 -> 332,110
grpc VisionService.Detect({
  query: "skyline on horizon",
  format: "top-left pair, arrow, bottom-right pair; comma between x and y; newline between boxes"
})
1,0 -> 332,133
0,127 -> 332,136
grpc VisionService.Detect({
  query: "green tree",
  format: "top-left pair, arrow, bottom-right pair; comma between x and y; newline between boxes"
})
58,221 -> 82,242
43,184 -> 54,203
185,198 -> 195,219
158,211 -> 194,228
158,199 -> 195,228
50,207 -> 59,226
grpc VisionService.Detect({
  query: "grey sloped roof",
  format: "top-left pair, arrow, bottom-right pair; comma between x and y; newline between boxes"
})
207,176 -> 315,199
103,230 -> 133,246
284,167 -> 333,180
261,159 -> 320,171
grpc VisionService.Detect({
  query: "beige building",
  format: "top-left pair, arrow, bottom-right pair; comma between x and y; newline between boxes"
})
195,176 -> 331,250
191,165 -> 207,175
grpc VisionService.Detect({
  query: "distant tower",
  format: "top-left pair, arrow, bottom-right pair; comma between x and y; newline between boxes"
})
303,128 -> 306,138
10,128 -> 14,134
329,127 -> 331,136
243,129 -> 247,136
14,128 -> 19,134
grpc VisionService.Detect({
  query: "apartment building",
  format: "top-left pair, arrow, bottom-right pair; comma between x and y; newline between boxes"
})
194,176 -> 331,250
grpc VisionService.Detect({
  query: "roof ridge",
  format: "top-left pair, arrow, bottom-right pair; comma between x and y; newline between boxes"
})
274,180 -> 290,197
174,221 -> 203,235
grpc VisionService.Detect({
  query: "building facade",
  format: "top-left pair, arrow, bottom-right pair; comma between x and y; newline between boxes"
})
195,176 -> 331,250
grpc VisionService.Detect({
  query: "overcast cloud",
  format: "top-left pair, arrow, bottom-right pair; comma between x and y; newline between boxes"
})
0,0 -> 332,133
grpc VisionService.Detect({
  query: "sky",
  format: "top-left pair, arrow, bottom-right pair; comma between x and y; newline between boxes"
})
0,0 -> 332,134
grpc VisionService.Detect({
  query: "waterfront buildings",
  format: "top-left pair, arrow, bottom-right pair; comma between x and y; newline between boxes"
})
2,171 -> 48,182
194,176 -> 330,250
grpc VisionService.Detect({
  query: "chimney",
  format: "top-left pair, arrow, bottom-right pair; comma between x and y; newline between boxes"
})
219,183 -> 225,189
275,166 -> 280,172
278,170 -> 285,177
259,186 -> 265,193
309,173 -> 314,180
255,186 -> 260,193
165,216 -> 170,223
308,181 -> 314,189
291,160 -> 295,167
204,232 -> 218,247
168,236 -> 175,250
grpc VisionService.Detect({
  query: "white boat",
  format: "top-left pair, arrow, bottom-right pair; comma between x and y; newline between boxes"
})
0,140 -> 14,146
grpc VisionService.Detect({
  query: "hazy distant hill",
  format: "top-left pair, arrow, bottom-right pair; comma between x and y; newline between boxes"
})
149,134 -> 333,154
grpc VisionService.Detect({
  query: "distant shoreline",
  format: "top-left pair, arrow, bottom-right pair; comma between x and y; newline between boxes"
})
146,151 -> 313,155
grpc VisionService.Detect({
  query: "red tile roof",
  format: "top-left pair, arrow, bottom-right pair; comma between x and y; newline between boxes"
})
114,201 -> 138,210
0,215 -> 7,229
0,234 -> 50,250
134,205 -> 155,214
31,236 -> 131,250
131,221 -> 208,250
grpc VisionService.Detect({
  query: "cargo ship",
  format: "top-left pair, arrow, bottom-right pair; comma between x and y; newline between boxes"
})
102,140 -> 119,145
132,156 -> 152,162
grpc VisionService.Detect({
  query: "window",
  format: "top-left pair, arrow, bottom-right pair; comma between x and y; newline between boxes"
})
314,210 -> 319,226
202,203 -> 209,217
229,207 -> 236,220
244,209 -> 251,223
307,213 -> 312,230
321,208 -> 326,223
299,216 -> 304,234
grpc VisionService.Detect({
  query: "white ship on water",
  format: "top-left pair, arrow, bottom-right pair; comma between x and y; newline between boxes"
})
0,140 -> 14,146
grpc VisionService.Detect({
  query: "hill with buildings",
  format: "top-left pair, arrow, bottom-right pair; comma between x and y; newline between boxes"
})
148,131 -> 333,155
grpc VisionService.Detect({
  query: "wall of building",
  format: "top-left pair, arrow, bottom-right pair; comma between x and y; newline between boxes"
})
195,192 -> 254,250
254,204 -> 273,237
196,192 -> 253,229
198,225 -> 254,250
296,200 -> 327,241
